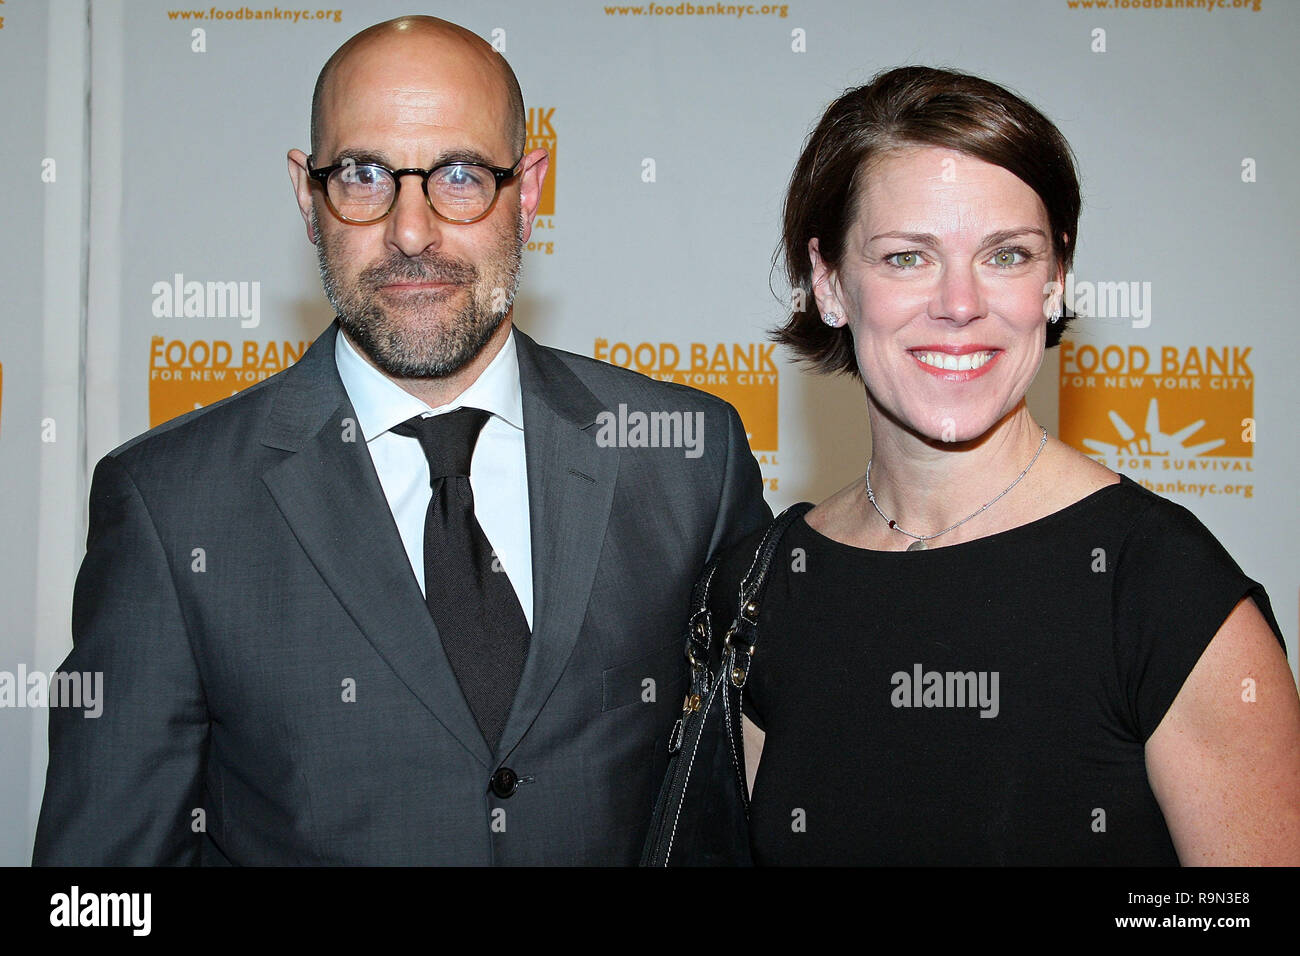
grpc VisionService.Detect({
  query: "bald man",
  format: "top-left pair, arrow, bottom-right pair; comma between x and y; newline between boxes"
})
33,17 -> 768,865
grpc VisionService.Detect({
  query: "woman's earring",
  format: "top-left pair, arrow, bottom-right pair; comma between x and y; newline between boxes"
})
1048,305 -> 1062,324
822,312 -> 842,327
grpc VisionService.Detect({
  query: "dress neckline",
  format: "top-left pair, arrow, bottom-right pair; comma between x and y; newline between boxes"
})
797,473 -> 1134,556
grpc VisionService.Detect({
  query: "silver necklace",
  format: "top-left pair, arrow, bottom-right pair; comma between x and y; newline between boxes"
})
865,426 -> 1049,552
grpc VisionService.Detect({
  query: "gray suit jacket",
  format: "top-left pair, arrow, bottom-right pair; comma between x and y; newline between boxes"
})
33,322 -> 769,865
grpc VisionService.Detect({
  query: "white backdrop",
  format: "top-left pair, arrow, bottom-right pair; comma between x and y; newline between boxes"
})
2,0 -> 1295,865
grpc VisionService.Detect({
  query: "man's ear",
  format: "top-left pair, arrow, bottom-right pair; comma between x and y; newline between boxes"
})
287,149 -> 318,243
809,237 -> 847,322
516,147 -> 550,243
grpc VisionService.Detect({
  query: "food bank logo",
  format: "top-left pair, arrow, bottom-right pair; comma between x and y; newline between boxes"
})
593,339 -> 778,452
525,107 -> 555,255
1059,342 -> 1255,479
148,337 -> 310,427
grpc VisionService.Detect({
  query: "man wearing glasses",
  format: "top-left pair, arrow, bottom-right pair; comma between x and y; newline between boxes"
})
34,16 -> 768,865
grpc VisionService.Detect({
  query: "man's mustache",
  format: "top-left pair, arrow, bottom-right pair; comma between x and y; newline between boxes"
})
359,253 -> 478,288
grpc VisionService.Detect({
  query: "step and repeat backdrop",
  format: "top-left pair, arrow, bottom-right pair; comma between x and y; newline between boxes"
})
2,0 -> 1296,863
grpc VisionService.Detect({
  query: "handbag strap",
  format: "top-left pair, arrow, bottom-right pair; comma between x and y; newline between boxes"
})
684,556 -> 722,677
660,502 -> 815,817
723,501 -> 813,689
684,502 -> 813,680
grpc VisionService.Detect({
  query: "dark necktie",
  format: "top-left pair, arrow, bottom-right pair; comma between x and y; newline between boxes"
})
391,408 -> 531,752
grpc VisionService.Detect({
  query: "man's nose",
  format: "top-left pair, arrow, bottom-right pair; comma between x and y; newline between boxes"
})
384,175 -> 445,257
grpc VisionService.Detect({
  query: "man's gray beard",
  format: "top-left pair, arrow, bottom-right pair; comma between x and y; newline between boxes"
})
312,206 -> 523,379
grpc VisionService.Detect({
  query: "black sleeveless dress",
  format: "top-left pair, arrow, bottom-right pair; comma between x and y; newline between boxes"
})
707,475 -> 1285,865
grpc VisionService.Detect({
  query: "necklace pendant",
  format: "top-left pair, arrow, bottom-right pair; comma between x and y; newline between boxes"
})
906,539 -> 928,552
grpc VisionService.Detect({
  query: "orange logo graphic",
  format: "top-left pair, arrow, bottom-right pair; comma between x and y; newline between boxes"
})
149,337 -> 311,427
527,107 -> 556,217
593,339 -> 778,451
525,107 -> 556,255
1059,343 -> 1254,477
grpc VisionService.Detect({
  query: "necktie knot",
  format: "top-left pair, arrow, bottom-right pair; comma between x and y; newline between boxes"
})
392,407 -> 491,482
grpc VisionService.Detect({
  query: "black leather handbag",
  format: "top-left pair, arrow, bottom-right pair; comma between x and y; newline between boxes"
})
640,502 -> 813,867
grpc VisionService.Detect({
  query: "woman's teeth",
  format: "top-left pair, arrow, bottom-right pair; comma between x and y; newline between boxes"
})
913,350 -> 995,371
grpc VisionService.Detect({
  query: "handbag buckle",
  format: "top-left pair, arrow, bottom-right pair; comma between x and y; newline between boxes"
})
722,623 -> 755,658
726,639 -> 754,687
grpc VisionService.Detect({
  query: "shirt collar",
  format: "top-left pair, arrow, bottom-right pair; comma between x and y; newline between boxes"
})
334,325 -> 524,442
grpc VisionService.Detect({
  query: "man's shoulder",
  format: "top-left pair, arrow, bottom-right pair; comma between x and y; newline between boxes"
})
110,368 -> 282,462
99,357 -> 320,501
107,323 -> 340,470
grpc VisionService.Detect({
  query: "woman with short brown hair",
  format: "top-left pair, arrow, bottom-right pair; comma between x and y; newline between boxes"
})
704,66 -> 1299,865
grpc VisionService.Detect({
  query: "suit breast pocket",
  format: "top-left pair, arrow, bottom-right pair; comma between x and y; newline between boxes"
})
601,639 -> 688,712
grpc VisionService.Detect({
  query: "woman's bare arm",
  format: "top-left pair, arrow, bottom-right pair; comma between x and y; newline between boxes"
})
742,716 -> 765,798
1146,597 -> 1300,865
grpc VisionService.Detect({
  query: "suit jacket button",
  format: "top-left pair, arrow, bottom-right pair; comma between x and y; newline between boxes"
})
490,767 -> 519,798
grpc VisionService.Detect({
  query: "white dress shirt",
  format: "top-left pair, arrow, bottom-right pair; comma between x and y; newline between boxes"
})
334,328 -> 534,630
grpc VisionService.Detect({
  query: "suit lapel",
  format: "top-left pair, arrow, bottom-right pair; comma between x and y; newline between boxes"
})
258,323 -> 494,769
497,331 -> 619,759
